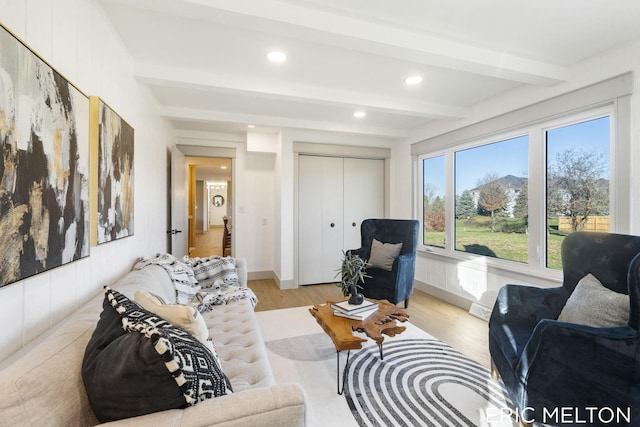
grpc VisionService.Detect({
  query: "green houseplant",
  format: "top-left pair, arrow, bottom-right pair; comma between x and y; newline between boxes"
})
336,250 -> 369,305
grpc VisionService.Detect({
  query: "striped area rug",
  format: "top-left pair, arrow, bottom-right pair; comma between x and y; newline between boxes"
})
344,338 -> 513,426
256,306 -> 514,427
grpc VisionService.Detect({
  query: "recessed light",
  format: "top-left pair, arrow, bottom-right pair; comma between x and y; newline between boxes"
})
405,75 -> 423,85
267,51 -> 287,62
353,111 -> 366,118
248,124 -> 255,128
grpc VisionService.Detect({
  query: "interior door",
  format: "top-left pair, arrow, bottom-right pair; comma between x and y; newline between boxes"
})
343,158 -> 385,250
298,155 -> 344,285
170,145 -> 187,257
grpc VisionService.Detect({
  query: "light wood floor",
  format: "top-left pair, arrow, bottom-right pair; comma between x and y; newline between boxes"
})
249,279 -> 491,368
190,227 -> 224,258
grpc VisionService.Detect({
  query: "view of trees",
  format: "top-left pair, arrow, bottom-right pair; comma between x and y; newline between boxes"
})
422,114 -> 610,269
455,190 -> 475,220
476,173 -> 509,232
423,183 -> 445,233
547,148 -> 609,232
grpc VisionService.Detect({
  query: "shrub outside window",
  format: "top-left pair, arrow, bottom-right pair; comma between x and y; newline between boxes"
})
422,155 -> 446,248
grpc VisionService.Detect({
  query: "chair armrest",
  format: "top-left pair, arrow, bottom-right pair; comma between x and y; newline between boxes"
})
392,254 -> 416,299
490,284 -> 569,327
516,319 -> 638,410
394,254 -> 415,279
346,248 -> 367,260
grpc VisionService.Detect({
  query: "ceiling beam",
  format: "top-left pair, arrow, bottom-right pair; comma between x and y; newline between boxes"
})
160,105 -> 409,139
182,0 -> 569,85
135,63 -> 467,120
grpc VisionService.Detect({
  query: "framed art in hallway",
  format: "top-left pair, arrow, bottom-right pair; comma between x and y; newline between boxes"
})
0,23 -> 90,288
89,97 -> 134,245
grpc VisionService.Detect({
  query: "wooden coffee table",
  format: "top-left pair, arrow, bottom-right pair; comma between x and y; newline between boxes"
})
309,298 -> 409,394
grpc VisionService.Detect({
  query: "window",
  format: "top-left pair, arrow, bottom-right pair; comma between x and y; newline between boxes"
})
454,135 -> 529,262
545,116 -> 610,269
422,155 -> 446,248
415,104 -> 619,274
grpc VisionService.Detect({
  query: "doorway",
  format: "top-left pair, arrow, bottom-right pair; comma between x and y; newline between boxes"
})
188,157 -> 232,258
170,145 -> 236,258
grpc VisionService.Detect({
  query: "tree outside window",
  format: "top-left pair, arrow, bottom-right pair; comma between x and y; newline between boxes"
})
454,136 -> 528,262
546,116 -> 610,269
422,155 -> 446,248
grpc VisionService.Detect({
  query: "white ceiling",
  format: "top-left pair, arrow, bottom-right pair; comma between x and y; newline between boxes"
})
98,0 -> 640,141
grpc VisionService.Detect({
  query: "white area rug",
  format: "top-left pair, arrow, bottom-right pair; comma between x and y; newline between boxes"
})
256,306 -> 515,427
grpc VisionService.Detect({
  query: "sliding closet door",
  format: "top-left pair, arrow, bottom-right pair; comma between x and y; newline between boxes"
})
298,155 -> 385,286
343,158 -> 384,250
298,155 -> 344,285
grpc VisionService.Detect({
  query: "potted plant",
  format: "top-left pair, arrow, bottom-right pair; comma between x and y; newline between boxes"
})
336,250 -> 369,305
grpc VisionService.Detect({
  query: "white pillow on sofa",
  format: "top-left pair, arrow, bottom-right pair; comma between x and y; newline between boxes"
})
557,273 -> 629,328
134,291 -> 210,346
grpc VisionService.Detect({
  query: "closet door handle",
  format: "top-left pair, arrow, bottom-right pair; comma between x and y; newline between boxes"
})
330,223 -> 335,228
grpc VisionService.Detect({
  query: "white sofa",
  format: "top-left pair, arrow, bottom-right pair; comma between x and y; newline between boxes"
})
0,259 -> 306,426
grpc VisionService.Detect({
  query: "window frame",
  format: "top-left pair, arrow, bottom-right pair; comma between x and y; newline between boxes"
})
419,152 -> 448,249
416,104 -> 618,277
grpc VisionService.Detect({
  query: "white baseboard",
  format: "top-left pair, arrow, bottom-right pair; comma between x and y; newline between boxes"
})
414,280 -> 491,322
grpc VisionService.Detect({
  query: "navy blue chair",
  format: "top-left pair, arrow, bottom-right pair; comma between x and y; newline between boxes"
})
489,232 -> 640,426
347,219 -> 419,308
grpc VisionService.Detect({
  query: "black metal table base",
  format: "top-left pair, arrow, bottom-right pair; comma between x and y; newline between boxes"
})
336,343 -> 384,395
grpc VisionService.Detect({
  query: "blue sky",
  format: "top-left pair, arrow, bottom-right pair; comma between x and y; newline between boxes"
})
455,135 -> 528,195
424,116 -> 610,198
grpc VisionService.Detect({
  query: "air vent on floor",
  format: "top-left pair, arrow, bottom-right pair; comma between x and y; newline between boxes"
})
469,303 -> 491,322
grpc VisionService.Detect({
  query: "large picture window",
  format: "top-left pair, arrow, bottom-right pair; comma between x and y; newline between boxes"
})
454,135 -> 529,262
416,105 -> 616,273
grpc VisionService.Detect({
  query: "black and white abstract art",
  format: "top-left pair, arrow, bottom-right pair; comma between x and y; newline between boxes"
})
95,98 -> 134,244
0,24 -> 90,288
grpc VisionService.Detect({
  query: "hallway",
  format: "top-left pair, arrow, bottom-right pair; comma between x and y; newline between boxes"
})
189,226 -> 224,258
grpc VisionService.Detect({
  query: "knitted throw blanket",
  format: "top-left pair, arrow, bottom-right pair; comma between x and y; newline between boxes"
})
133,253 -> 200,304
183,256 -> 258,311
133,254 -> 257,309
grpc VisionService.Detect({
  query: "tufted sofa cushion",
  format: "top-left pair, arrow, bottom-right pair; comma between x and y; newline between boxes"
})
204,299 -> 275,391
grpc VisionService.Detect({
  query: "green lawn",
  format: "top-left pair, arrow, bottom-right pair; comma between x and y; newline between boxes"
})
423,218 -> 566,269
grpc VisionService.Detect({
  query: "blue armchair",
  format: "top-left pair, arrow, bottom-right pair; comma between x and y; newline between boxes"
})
347,219 -> 419,308
489,232 -> 640,426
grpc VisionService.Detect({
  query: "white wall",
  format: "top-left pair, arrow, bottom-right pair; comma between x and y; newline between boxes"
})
0,0 -> 173,362
405,39 -> 640,311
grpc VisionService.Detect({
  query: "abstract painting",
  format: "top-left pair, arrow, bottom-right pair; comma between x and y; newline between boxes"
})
91,97 -> 134,244
0,24 -> 90,288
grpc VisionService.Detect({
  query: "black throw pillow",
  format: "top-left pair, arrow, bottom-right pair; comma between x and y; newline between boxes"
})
82,287 -> 232,423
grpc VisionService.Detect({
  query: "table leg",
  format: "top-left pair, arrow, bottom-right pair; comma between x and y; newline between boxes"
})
336,349 -> 351,395
379,343 -> 384,360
